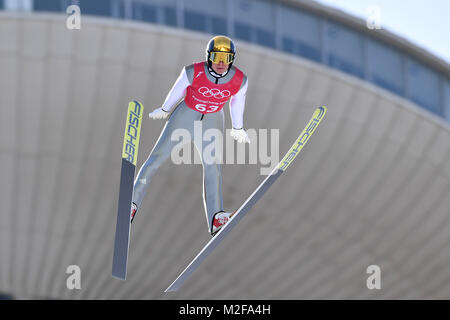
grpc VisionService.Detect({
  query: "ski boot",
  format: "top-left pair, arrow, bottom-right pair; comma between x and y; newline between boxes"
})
211,211 -> 232,236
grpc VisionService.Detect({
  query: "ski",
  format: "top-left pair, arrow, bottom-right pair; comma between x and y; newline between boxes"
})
165,106 -> 327,292
112,100 -> 144,280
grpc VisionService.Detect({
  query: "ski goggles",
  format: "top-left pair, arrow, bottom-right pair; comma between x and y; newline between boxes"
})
209,51 -> 234,64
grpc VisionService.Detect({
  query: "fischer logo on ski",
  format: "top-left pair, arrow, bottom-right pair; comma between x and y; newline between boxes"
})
279,106 -> 326,171
122,102 -> 143,165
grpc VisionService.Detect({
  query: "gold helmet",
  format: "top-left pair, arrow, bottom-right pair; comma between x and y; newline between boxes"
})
206,35 -> 236,67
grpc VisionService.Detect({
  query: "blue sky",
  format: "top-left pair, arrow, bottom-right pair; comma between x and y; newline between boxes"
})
315,0 -> 450,64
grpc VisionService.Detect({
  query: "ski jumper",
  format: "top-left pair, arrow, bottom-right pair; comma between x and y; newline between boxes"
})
132,62 -> 248,233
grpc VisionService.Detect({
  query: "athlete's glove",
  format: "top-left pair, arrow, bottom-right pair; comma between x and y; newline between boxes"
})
148,107 -> 170,120
230,128 -> 250,144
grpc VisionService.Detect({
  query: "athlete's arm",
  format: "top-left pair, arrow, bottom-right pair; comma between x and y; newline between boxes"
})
229,77 -> 248,129
161,67 -> 191,112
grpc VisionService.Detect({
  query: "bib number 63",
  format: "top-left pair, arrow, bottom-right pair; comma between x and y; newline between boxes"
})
194,103 -> 219,113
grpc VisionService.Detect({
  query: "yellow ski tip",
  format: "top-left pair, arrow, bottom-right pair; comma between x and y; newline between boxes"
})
122,101 -> 144,166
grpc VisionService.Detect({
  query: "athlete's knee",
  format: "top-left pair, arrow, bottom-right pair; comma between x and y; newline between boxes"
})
203,163 -> 221,177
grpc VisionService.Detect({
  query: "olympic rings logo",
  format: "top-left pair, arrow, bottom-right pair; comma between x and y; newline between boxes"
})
198,87 -> 231,99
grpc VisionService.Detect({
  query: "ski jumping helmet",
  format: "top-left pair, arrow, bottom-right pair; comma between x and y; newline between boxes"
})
205,35 -> 236,70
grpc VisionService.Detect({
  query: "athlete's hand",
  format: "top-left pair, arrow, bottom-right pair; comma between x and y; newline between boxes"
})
149,107 -> 170,120
230,128 -> 250,144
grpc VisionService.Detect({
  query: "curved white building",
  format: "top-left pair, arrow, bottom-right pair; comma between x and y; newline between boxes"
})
0,0 -> 450,299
